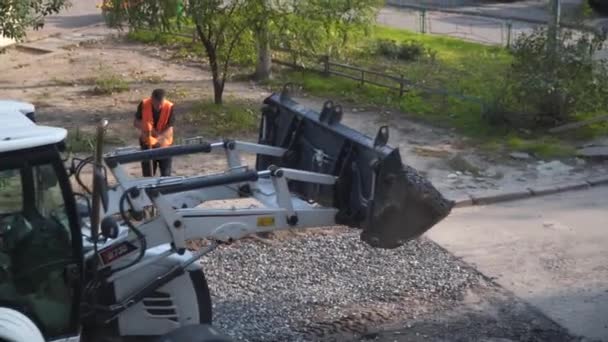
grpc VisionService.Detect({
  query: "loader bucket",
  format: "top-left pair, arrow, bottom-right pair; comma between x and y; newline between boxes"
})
256,90 -> 454,249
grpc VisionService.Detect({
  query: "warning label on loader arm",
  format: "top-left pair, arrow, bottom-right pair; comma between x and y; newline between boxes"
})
99,241 -> 138,266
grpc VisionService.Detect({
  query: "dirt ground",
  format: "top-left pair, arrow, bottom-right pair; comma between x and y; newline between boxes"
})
0,34 -> 595,341
0,33 -> 266,179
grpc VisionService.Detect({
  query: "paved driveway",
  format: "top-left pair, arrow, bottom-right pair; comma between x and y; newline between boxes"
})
428,186 -> 608,341
27,0 -> 103,41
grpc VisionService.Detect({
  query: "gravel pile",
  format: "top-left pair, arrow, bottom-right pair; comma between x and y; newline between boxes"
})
201,231 -> 479,341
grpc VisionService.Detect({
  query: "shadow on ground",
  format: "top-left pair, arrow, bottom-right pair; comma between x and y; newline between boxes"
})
44,14 -> 103,30
367,285 -> 582,342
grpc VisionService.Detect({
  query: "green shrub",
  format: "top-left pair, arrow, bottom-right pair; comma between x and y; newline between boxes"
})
65,129 -> 125,153
398,40 -> 428,61
92,74 -> 130,95
101,0 -> 186,32
375,39 -> 401,59
489,28 -> 608,129
374,39 -> 435,62
66,129 -> 95,153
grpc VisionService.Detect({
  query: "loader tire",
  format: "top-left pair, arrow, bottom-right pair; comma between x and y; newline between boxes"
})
189,269 -> 213,324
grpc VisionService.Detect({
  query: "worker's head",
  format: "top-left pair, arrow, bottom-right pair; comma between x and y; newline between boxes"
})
151,89 -> 166,110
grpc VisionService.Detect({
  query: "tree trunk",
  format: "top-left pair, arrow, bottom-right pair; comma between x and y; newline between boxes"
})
196,24 -> 224,105
254,25 -> 272,81
209,54 -> 224,105
213,78 -> 224,105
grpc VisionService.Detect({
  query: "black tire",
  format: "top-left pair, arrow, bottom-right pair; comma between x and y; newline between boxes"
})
188,269 -> 213,324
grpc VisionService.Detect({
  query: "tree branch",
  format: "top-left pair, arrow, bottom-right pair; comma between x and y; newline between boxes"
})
221,24 -> 250,85
213,1 -> 244,51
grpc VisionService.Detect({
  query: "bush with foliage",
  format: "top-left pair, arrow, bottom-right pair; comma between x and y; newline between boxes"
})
1,0 -> 70,40
100,0 -> 185,31
487,28 -> 608,129
374,39 -> 436,62
274,0 -> 382,63
104,0 -> 382,104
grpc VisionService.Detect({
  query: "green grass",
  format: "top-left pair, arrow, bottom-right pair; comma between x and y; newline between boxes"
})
185,99 -> 258,137
372,26 -> 510,66
66,129 -> 126,154
273,25 -> 513,137
127,30 -> 191,45
506,137 -> 577,159
271,25 -> 589,157
127,29 -> 205,59
66,129 -> 96,153
270,70 -> 491,136
91,74 -> 130,95
128,25 -> 596,158
167,87 -> 190,100
128,29 -> 257,137
567,111 -> 608,139
478,135 -> 577,159
50,68 -> 131,95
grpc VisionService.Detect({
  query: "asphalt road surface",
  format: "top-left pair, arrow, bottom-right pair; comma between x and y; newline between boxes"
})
428,186 -> 608,341
380,0 -> 608,60
27,0 -> 103,41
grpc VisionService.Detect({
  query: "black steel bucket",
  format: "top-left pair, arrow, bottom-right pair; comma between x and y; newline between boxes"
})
256,90 -> 453,249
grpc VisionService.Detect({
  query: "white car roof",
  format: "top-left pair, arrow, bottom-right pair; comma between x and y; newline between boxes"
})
0,100 -> 67,153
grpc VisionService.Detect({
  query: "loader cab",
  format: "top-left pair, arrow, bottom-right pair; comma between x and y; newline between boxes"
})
0,102 -> 83,341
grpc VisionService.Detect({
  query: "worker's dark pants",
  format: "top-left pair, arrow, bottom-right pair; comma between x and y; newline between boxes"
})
140,142 -> 172,177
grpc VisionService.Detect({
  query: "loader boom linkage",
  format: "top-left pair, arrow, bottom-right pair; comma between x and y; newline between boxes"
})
100,91 -> 453,257
0,92 -> 453,342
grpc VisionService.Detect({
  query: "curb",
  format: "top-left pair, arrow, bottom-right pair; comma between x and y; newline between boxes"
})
453,196 -> 474,208
587,175 -> 608,186
0,24 -> 109,73
0,22 -> 105,52
471,190 -> 532,206
453,177 -> 607,209
25,21 -> 105,44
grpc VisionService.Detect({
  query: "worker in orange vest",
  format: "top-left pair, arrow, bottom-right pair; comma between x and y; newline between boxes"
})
133,89 -> 175,177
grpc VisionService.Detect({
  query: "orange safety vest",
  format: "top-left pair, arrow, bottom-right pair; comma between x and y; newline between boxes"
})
141,98 -> 174,147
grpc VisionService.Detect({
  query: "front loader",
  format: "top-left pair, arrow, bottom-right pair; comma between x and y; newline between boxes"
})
0,91 -> 453,342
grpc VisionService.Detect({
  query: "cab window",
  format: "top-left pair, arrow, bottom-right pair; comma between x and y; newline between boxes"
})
0,161 -> 75,338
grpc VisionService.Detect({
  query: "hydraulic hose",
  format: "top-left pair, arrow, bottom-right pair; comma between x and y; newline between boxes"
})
74,157 -> 94,194
110,186 -> 148,274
